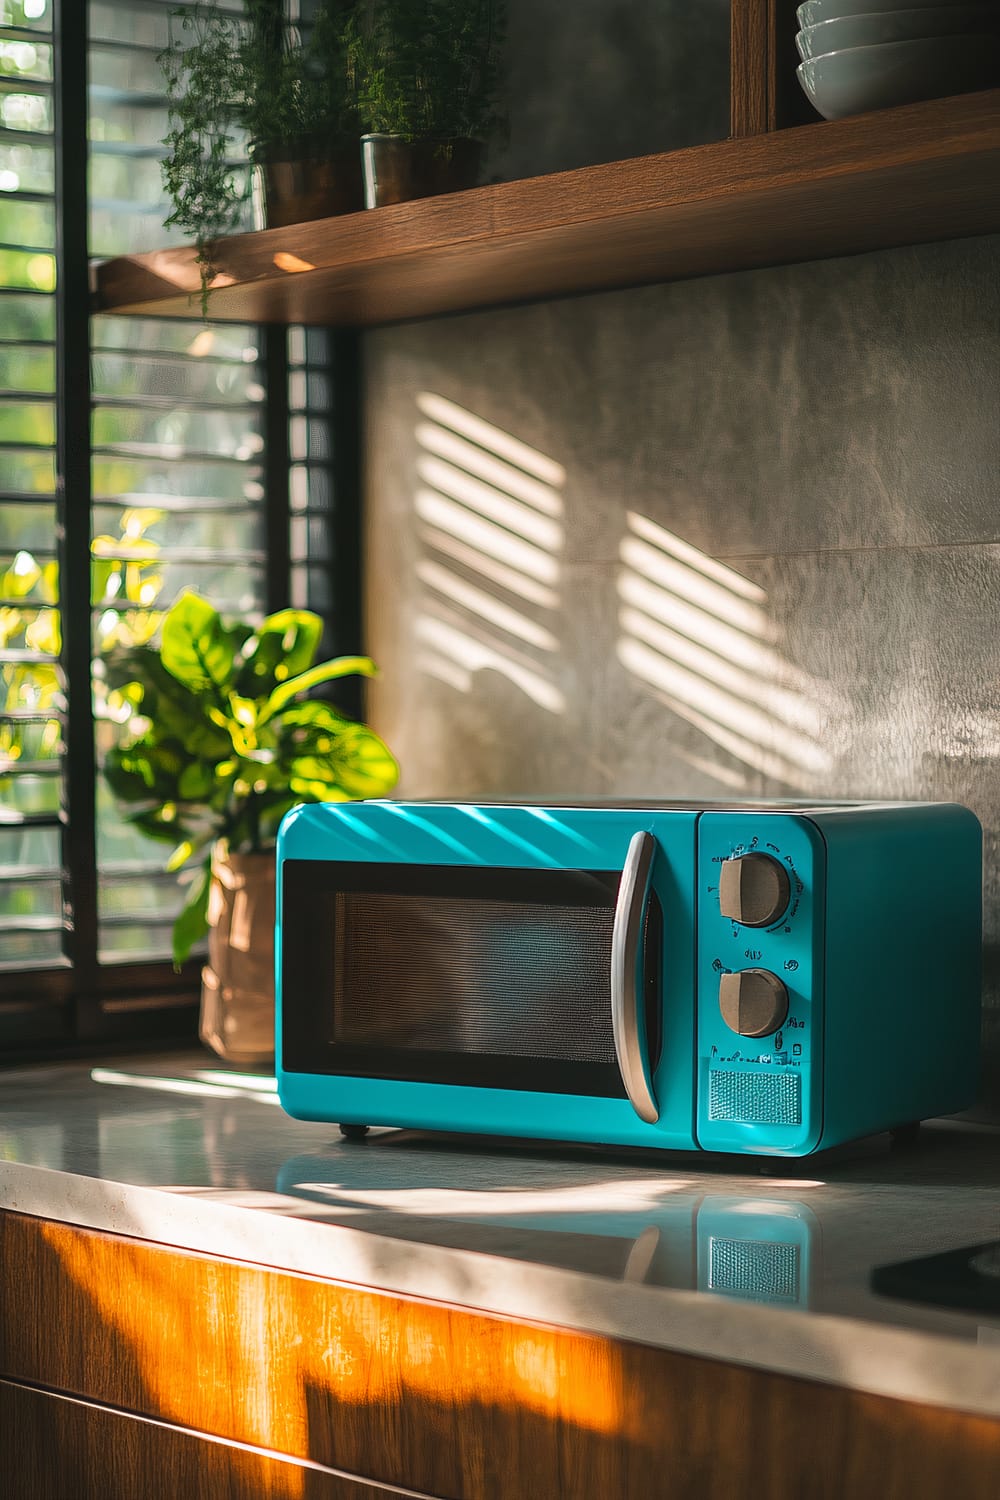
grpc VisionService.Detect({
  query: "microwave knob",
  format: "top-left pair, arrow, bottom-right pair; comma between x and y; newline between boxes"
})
718,853 -> 790,927
719,969 -> 789,1038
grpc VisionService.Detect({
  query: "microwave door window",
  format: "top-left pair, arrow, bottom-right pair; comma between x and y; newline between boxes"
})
332,893 -> 617,1063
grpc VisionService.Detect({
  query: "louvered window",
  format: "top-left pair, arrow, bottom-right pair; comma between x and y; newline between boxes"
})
0,0 -> 348,1054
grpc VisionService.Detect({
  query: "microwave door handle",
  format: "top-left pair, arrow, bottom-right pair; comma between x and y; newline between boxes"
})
611,830 -> 659,1124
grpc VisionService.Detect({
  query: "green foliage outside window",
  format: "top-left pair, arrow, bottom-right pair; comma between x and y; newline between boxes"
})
0,550 -> 60,784
0,509 -> 169,806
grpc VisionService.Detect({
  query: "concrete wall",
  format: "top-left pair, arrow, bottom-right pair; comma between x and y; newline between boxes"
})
361,5 -> 1000,1115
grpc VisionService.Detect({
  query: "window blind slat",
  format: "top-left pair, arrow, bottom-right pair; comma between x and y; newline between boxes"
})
0,1 -> 342,1050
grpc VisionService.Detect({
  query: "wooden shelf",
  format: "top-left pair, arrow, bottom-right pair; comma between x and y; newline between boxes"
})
93,90 -> 1000,327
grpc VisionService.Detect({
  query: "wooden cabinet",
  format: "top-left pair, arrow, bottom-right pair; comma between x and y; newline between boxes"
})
2,1208 -> 999,1499
0,1378 -> 397,1500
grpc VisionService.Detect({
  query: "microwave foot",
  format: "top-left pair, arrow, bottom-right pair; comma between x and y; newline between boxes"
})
339,1123 -> 370,1143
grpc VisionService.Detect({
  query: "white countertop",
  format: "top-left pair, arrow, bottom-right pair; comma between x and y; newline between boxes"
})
1,1051 -> 999,1419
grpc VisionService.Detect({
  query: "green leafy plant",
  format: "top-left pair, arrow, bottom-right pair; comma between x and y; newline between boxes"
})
347,0 -> 506,142
159,0 -> 362,309
102,590 -> 399,965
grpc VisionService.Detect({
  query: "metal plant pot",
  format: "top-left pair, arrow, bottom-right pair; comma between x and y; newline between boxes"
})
200,845 -> 276,1068
361,134 -> 483,208
252,142 -> 364,229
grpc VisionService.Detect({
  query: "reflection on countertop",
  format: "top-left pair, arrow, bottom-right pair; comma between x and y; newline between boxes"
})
2,1051 -> 998,1344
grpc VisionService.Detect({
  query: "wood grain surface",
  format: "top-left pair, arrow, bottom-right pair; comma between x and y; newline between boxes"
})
730,0 -> 771,137
0,1378 -> 418,1500
1,1209 -> 999,1499
91,91 -> 1000,329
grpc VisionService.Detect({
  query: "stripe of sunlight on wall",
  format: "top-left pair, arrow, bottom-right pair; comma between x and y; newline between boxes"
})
616,513 -> 841,791
412,392 -> 566,716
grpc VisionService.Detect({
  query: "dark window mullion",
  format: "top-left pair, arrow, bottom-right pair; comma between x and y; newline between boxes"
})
329,330 -> 364,719
262,325 -> 291,614
54,0 -> 99,1016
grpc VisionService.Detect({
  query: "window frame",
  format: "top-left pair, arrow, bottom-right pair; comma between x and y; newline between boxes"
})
0,0 -> 363,1059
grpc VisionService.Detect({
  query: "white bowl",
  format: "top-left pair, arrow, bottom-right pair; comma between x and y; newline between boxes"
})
797,33 -> 1000,119
798,0 -> 985,26
797,5 -> 1000,59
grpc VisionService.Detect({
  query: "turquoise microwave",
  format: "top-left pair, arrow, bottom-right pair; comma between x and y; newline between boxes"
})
275,800 -> 981,1157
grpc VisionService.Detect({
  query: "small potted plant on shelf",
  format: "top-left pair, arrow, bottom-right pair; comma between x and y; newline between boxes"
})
102,590 -> 399,1067
348,0 -> 506,207
159,0 -> 364,311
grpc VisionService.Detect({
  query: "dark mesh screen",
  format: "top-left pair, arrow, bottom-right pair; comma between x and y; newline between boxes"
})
331,893 -> 615,1063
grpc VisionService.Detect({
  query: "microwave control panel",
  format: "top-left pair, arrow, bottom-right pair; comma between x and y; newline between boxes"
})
695,812 -> 826,1155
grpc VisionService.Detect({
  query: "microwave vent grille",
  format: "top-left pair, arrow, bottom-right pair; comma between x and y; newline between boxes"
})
708,1070 -> 801,1125
707,1236 -> 800,1302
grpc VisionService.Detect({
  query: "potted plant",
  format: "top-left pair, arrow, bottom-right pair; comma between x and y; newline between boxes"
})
348,0 -> 506,207
159,0 -> 364,310
102,590 -> 399,1066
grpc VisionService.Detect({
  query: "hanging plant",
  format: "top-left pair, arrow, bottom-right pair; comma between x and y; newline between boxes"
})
159,1 -> 364,311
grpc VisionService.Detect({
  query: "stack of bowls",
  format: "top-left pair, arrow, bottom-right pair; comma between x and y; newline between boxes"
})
795,0 -> 1000,120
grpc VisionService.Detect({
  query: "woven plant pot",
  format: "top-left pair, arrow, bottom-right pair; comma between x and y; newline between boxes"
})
199,845 -> 276,1068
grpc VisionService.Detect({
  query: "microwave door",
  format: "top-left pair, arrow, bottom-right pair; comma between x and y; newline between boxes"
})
611,830 -> 659,1123
278,803 -> 702,1147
